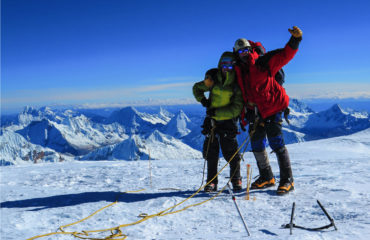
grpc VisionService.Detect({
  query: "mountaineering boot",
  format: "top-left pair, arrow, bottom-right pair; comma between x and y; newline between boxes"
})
206,152 -> 219,191
204,183 -> 217,192
230,159 -> 242,191
251,150 -> 275,189
232,179 -> 242,191
251,175 -> 276,189
275,147 -> 294,195
277,180 -> 294,195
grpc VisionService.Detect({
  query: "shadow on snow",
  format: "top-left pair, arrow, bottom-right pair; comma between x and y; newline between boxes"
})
0,189 -> 227,211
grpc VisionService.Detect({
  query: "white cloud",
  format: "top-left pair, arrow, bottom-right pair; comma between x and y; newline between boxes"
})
3,81 -> 369,113
2,82 -> 195,106
75,98 -> 197,109
285,83 -> 370,99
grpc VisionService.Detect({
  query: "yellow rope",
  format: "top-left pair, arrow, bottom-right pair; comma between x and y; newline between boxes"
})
28,126 -> 256,240
26,190 -> 146,240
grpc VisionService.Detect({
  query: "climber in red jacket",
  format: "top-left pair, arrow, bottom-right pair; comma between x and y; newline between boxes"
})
234,26 -> 303,195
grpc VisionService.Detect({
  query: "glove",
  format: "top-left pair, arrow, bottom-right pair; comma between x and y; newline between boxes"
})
200,98 -> 211,108
206,108 -> 216,117
288,26 -> 302,38
204,76 -> 214,88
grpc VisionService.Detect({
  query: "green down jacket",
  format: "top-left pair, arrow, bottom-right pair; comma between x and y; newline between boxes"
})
192,52 -> 243,121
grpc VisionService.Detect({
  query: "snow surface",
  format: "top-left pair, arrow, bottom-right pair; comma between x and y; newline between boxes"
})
1,128 -> 369,239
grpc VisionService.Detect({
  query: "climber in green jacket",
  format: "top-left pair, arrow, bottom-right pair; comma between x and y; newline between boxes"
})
192,51 -> 244,192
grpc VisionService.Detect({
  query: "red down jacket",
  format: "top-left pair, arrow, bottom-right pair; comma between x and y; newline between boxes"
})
235,43 -> 298,119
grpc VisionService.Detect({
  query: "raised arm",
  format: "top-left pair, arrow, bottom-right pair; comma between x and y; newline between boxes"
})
267,26 -> 303,76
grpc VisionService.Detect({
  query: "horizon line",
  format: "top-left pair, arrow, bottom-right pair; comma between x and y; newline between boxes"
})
2,96 -> 370,115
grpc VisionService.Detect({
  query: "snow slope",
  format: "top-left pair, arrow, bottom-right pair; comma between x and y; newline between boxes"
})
0,130 -> 73,166
81,131 -> 202,161
1,130 -> 369,240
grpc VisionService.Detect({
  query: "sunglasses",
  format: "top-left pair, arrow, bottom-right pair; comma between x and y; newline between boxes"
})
220,56 -> 234,69
238,48 -> 250,54
221,60 -> 233,70
221,65 -> 233,70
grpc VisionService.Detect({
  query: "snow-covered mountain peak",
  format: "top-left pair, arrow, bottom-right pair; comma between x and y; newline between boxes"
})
177,109 -> 188,119
106,107 -> 167,135
147,130 -> 167,143
17,106 -> 63,127
107,107 -> 141,126
164,110 -> 192,138
289,98 -> 314,113
299,103 -> 370,139
158,106 -> 173,122
21,106 -> 40,115
0,130 -> 71,165
327,103 -> 347,115
313,104 -> 349,122
2,100 -> 369,165
108,107 -> 148,124
18,106 -> 43,126
63,109 -> 76,117
81,129 -> 201,161
39,106 -> 54,114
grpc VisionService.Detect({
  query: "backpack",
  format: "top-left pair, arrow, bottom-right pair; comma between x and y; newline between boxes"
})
249,42 -> 285,86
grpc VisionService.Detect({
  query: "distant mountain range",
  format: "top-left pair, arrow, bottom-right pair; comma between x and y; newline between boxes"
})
1,99 -> 369,165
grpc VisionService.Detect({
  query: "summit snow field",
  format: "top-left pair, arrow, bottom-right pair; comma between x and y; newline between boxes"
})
1,128 -> 370,239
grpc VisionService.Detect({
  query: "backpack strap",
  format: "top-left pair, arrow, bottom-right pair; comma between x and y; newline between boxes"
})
234,65 -> 248,128
234,65 -> 247,103
255,48 -> 286,84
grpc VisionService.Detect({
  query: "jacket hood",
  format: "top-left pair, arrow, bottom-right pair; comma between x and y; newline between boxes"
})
239,50 -> 260,65
217,51 -> 235,69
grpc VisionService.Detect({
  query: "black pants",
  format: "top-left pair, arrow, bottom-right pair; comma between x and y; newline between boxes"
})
202,119 -> 241,185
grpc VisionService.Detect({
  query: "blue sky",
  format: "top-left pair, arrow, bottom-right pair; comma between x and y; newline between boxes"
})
2,0 -> 370,113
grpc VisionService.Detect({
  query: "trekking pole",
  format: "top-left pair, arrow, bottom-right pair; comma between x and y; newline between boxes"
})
199,159 -> 206,189
226,182 -> 251,237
